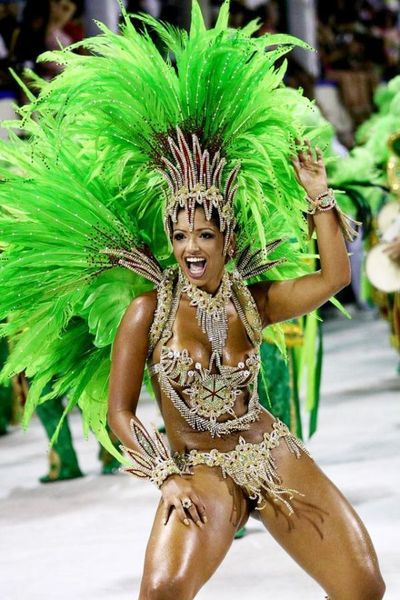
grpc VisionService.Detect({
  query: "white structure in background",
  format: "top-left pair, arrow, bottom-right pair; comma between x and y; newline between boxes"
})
286,0 -> 319,77
84,0 -> 161,34
0,96 -> 17,140
242,0 -> 268,8
143,0 -> 161,17
84,0 -> 121,35
0,33 -> 17,140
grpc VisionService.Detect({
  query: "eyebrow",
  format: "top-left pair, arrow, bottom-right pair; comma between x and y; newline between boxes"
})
173,227 -> 216,233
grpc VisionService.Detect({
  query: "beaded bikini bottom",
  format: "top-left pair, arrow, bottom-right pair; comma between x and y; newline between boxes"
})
174,419 -> 310,514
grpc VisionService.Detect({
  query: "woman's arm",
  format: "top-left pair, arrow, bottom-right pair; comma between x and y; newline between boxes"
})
108,292 -> 157,448
250,141 -> 351,326
108,291 -> 207,527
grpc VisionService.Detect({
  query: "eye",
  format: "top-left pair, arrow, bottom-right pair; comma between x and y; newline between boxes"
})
173,232 -> 185,241
200,231 -> 215,239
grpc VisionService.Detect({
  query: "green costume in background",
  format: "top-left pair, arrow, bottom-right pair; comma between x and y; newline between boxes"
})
35,390 -> 83,482
258,318 -> 323,441
259,342 -> 291,428
0,336 -> 12,435
36,386 -> 120,482
347,77 -> 400,357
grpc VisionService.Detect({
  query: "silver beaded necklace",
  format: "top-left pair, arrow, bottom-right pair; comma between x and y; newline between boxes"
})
179,270 -> 232,363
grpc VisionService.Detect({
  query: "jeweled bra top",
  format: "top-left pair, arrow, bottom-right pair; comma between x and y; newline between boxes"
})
148,268 -> 264,438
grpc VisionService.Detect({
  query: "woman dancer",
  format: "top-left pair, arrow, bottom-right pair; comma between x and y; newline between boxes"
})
108,137 -> 384,600
0,2 -> 384,598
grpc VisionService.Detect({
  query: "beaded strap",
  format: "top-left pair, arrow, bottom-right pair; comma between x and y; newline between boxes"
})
306,188 -> 361,242
120,419 -> 181,488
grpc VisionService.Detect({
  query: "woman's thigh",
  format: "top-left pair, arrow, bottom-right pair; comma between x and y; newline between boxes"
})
257,444 -> 385,599
139,465 -> 249,600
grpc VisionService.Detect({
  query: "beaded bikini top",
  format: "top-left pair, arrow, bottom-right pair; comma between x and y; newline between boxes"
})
147,267 -> 264,438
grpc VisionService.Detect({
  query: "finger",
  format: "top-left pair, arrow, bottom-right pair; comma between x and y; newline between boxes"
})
297,148 -> 306,163
305,138 -> 313,159
174,501 -> 190,526
291,159 -> 302,181
187,503 -> 204,528
294,138 -> 303,154
189,495 -> 208,524
316,146 -> 324,162
198,502 -> 207,524
189,495 -> 206,526
162,502 -> 172,526
291,156 -> 301,171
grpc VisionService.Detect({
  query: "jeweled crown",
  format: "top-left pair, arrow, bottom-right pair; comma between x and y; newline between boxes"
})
161,127 -> 240,252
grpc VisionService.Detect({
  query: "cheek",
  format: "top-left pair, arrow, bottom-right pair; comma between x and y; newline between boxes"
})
171,240 -> 185,260
212,237 -> 225,256
205,239 -> 225,260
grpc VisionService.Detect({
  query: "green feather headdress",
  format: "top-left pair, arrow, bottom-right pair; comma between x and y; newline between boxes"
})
0,0 -> 317,454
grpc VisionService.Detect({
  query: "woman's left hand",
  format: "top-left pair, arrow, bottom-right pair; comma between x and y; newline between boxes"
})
292,139 -> 329,200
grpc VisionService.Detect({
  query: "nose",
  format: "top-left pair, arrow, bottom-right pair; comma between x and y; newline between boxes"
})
186,235 -> 200,253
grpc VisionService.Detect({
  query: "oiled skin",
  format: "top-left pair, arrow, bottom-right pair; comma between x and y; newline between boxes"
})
108,146 -> 385,600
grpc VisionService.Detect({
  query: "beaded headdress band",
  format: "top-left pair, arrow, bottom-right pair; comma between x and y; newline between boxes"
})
161,127 -> 240,253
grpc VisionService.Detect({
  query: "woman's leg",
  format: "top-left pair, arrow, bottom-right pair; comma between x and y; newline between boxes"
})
139,465 -> 249,600
257,443 -> 385,600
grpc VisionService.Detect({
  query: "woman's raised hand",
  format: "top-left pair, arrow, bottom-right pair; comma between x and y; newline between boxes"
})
292,139 -> 329,201
160,474 -> 207,528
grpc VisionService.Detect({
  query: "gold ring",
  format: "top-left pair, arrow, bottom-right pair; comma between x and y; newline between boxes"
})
181,498 -> 192,509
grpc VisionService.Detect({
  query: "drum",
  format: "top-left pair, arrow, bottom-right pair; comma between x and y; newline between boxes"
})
366,243 -> 400,293
377,201 -> 400,235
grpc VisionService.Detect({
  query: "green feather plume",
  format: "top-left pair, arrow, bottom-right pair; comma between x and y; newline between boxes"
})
0,1 -> 323,454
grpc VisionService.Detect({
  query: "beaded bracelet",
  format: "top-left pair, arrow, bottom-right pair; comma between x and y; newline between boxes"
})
305,188 -> 360,242
306,188 -> 337,215
120,419 -> 182,488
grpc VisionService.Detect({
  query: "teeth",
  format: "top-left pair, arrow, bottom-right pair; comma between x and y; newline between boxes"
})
186,257 -> 205,263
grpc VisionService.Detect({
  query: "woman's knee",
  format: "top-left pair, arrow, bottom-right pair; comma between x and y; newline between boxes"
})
328,567 -> 385,600
140,572 -> 194,600
358,571 -> 385,600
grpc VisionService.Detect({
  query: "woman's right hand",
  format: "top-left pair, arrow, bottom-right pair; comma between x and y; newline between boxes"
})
160,474 -> 207,528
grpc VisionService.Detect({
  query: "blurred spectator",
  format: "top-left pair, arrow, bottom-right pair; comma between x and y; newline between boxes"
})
0,2 -> 19,50
315,0 -> 400,145
11,0 -> 84,79
0,3 -> 18,89
372,8 -> 400,80
126,0 -> 160,18
257,0 -> 280,35
218,0 -> 285,30
0,3 -> 20,137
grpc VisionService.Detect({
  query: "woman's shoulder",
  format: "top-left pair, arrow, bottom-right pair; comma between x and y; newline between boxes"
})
120,290 -> 158,333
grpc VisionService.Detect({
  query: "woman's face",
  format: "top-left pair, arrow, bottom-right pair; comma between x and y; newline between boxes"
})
50,0 -> 76,27
172,208 -> 228,294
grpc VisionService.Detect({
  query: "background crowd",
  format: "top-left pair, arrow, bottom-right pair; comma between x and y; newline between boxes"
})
1,0 -> 400,143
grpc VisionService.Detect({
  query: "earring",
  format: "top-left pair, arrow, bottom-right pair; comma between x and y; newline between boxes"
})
228,248 -> 234,258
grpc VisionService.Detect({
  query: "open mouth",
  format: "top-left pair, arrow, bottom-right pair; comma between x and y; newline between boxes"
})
185,256 -> 207,279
